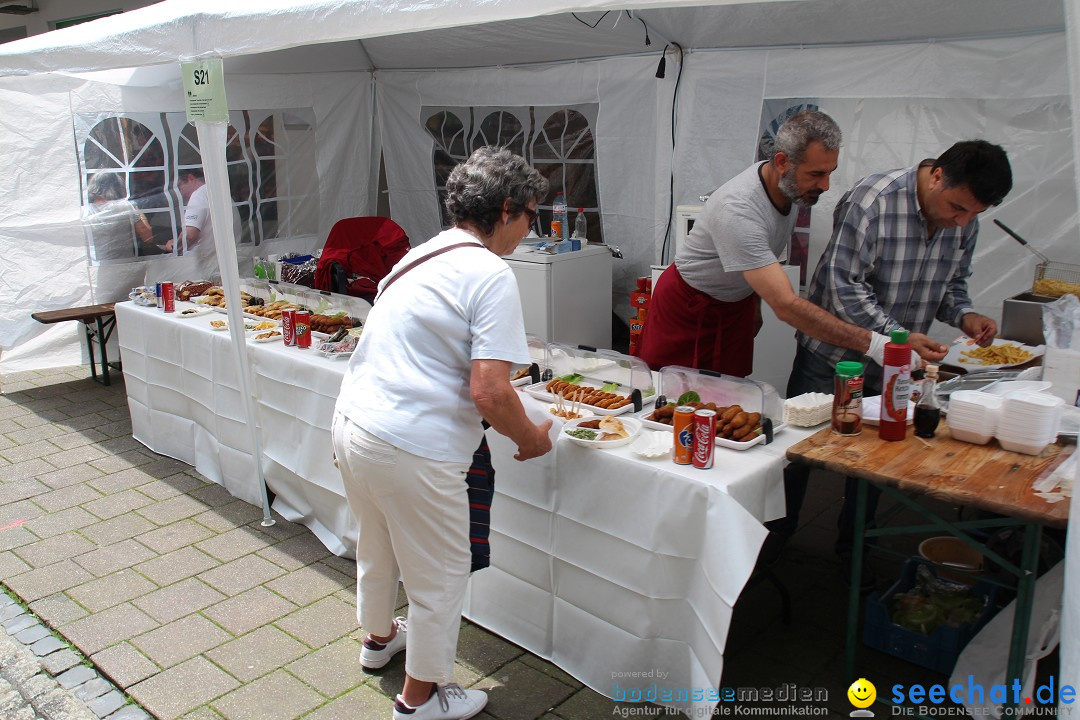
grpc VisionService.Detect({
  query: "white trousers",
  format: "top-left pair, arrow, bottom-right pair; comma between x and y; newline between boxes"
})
332,412 -> 471,683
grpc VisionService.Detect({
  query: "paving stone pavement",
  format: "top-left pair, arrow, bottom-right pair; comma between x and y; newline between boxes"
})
0,364 -> 951,719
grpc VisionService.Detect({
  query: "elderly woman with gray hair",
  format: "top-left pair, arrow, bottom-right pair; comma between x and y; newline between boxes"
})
84,173 -> 154,261
332,146 -> 553,720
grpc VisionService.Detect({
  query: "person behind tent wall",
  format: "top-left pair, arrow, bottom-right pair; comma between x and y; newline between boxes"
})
85,173 -> 154,261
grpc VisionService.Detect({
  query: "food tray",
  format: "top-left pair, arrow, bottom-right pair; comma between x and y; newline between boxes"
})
636,413 -> 787,450
523,380 -> 651,416
175,306 -> 212,318
633,366 -> 784,449
511,334 -> 548,386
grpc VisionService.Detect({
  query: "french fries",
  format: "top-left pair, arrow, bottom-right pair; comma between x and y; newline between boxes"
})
959,342 -> 1034,366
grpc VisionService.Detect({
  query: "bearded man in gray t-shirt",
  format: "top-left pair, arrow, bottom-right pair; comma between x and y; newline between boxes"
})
638,111 -> 928,377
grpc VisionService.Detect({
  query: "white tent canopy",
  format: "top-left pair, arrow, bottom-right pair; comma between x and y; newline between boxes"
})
0,0 -> 1076,697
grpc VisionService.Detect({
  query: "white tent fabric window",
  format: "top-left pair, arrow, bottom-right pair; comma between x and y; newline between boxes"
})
378,58 -> 667,321
0,68 -> 371,367
0,0 -> 1076,709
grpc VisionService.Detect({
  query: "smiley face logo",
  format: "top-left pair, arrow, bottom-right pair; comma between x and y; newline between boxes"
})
847,678 -> 876,709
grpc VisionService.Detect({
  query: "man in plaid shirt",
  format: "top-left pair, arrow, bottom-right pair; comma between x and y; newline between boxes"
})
766,141 -> 1013,585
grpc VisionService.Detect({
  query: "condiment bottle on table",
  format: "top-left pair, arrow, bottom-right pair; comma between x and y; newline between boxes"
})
913,364 -> 942,438
879,329 -> 912,441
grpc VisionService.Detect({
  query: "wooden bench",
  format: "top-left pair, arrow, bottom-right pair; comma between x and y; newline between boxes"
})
31,303 -> 118,385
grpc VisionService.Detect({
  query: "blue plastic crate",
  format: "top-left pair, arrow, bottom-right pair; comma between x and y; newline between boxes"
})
863,557 -> 998,675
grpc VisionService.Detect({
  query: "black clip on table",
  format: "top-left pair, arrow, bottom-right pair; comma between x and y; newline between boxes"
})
31,303 -> 119,385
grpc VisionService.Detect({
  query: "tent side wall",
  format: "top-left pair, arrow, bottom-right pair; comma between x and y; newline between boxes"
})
0,69 -> 374,371
377,32 -> 1073,332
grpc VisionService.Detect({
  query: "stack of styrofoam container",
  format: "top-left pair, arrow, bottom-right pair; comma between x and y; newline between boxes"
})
946,391 -> 1002,445
995,391 -> 1065,455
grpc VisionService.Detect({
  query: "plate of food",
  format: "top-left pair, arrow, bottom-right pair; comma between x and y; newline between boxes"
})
560,416 -> 641,448
251,330 -> 283,343
209,318 -> 230,331
943,338 -> 1044,371
176,306 -> 212,318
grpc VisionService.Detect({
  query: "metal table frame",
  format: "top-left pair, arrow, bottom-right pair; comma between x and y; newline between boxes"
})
31,304 -> 119,385
847,478 -> 1044,708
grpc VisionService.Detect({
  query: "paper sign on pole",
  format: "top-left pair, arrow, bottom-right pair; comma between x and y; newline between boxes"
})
181,58 -> 228,123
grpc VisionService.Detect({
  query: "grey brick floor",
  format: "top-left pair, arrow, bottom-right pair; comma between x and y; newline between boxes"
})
0,366 -> 958,719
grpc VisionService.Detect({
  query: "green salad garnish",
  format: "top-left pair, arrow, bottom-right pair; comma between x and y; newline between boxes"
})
559,373 -> 584,384
600,382 -> 619,393
567,428 -> 598,440
677,391 -> 701,405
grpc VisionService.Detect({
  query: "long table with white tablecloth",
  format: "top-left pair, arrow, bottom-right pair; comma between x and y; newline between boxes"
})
115,300 -> 814,717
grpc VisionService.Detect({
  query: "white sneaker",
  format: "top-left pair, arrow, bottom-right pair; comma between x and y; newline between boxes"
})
359,616 -> 407,670
392,684 -> 488,720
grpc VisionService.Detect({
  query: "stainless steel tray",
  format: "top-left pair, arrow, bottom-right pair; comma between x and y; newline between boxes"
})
935,369 -> 1025,408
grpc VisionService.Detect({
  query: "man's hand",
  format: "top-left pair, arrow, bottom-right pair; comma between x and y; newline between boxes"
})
960,313 -> 998,347
514,420 -> 553,461
163,238 -> 175,252
909,333 -> 947,363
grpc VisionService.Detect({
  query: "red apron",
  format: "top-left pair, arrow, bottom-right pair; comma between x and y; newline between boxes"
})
637,264 -> 758,377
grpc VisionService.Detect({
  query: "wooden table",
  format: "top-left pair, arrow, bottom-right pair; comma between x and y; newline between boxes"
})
787,424 -> 1071,707
31,303 -> 118,385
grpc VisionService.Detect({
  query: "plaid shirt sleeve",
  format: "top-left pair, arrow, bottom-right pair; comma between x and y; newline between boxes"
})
819,195 -> 902,335
936,220 -> 978,327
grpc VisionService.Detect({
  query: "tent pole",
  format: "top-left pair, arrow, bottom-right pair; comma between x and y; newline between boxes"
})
194,119 -> 275,527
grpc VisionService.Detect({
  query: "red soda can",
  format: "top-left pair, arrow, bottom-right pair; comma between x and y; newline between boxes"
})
280,308 -> 296,346
293,310 -> 311,348
672,406 -> 695,465
692,409 -> 717,469
161,282 -> 175,313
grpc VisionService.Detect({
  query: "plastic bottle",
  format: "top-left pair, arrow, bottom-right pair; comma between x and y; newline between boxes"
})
832,361 -> 864,436
913,364 -> 942,438
552,192 -> 568,240
879,329 -> 912,441
573,208 -> 587,240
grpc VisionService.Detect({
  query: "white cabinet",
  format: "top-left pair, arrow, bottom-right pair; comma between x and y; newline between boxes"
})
503,244 -> 612,349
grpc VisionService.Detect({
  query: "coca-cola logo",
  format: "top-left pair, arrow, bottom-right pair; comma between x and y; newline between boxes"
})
693,422 -> 712,461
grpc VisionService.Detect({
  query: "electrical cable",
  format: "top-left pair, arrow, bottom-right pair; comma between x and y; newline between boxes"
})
660,43 -> 684,264
571,11 -> 610,29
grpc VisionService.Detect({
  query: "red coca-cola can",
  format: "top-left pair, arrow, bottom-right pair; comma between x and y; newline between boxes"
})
293,309 -> 311,348
161,282 -> 175,313
692,409 -> 717,469
280,308 -> 296,346
672,406 -> 695,465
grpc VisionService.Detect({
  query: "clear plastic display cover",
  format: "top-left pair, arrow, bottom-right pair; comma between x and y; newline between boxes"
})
634,366 -> 785,449
522,342 -> 656,416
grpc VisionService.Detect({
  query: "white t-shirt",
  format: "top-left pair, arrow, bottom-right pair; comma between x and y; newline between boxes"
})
675,162 -> 795,301
182,184 -> 243,251
335,228 -> 530,463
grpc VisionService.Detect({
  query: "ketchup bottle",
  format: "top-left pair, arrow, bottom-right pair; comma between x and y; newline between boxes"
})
879,329 -> 912,441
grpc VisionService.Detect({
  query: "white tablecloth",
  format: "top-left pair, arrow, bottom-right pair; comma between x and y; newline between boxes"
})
115,300 -> 815,717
